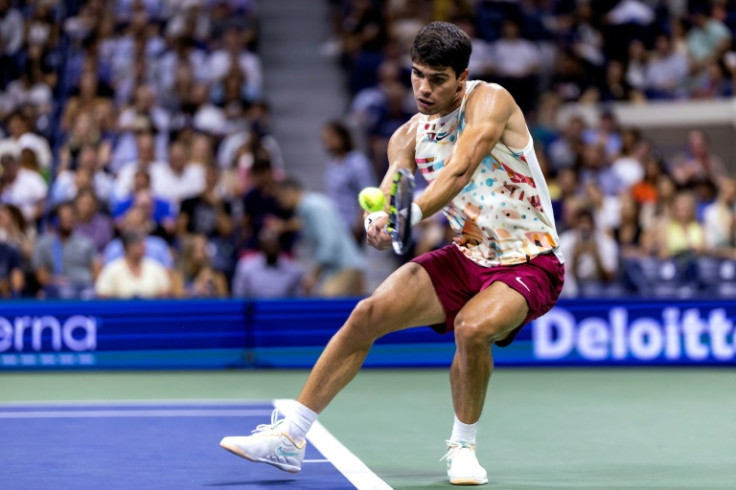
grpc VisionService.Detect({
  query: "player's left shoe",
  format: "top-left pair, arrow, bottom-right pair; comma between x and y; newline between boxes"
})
220,409 -> 306,473
441,440 -> 488,485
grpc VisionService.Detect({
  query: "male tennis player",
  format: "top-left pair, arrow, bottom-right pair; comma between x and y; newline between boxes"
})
220,22 -> 564,485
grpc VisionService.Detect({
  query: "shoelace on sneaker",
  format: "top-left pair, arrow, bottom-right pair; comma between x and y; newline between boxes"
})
440,440 -> 474,462
252,409 -> 283,434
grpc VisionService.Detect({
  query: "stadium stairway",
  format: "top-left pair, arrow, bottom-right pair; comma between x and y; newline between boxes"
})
258,0 -> 346,191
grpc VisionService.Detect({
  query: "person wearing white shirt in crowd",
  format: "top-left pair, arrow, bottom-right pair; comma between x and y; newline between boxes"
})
155,140 -> 205,206
113,132 -> 168,204
559,208 -> 618,297
50,144 -> 114,206
703,178 -> 736,256
96,230 -> 172,299
206,25 -> 262,101
644,34 -> 690,99
112,85 -> 170,171
0,112 -> 52,170
489,19 -> 540,112
0,144 -> 47,222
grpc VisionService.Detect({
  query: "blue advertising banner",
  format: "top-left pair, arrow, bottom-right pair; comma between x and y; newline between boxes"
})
0,298 -> 734,370
0,300 -> 248,369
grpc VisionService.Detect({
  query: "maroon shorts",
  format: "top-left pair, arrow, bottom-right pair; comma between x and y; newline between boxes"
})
411,245 -> 565,347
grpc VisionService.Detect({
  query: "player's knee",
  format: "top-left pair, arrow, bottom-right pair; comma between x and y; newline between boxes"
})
343,298 -> 381,343
454,313 -> 503,347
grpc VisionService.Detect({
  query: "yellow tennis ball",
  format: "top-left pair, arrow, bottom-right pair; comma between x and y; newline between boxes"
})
358,187 -> 385,212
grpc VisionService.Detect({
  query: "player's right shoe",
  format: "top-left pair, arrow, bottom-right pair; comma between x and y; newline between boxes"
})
219,409 -> 306,473
441,440 -> 488,485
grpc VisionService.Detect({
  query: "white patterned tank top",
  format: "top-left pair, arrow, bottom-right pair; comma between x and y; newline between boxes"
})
415,80 -> 563,267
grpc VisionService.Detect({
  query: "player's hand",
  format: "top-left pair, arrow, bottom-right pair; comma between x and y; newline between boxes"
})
365,212 -> 392,250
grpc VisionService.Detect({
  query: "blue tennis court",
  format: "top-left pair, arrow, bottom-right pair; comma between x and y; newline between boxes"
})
0,400 -> 389,490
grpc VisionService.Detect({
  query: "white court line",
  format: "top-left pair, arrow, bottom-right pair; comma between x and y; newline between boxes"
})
302,459 -> 330,463
274,399 -> 392,490
0,409 -> 274,419
0,399 -> 273,407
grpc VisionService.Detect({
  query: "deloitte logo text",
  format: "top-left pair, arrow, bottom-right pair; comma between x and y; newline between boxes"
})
533,307 -> 735,362
0,316 -> 97,352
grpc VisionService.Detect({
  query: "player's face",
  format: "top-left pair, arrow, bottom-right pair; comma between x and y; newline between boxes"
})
411,63 -> 467,116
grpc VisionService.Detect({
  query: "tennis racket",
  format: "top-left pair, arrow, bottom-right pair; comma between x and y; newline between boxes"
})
386,168 -> 415,256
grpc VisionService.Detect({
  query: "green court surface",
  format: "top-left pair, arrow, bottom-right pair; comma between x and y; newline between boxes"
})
2,368 -> 735,489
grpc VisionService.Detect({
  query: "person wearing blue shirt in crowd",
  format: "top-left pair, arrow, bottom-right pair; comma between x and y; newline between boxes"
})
271,178 -> 364,297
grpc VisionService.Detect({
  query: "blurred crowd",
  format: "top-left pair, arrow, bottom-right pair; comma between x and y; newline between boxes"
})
0,0 -> 371,300
1,0 -> 736,301
329,0 -> 736,298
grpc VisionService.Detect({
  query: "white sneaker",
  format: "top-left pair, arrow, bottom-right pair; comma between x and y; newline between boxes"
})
220,409 -> 306,473
441,440 -> 488,485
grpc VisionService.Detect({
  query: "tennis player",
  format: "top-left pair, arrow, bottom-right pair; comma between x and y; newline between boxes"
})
221,22 -> 565,485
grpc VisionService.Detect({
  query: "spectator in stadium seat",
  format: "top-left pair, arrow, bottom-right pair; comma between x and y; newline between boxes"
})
655,191 -> 705,260
669,129 -> 727,188
178,233 -> 229,298
559,208 -> 619,297
644,34 -> 690,99
488,19 -> 541,112
156,35 -> 208,96
0,203 -> 33,263
112,132 -> 168,203
611,129 -> 647,191
240,158 -> 294,253
686,8 -> 731,72
272,178 -> 364,297
0,145 -> 47,222
58,110 -> 113,172
690,60 -> 733,99
113,170 -> 176,238
596,60 -> 643,103
625,39 -> 648,94
153,140 -> 205,206
0,239 -> 23,297
0,0 -> 24,88
0,111 -> 52,171
51,144 -> 114,207
613,192 -> 651,259
95,230 -> 172,299
61,71 -> 116,133
206,25 -> 263,102
112,85 -> 170,170
103,207 -> 173,269
74,187 -> 114,254
548,115 -> 586,171
322,121 -> 376,240
702,178 -> 736,257
582,111 -> 622,159
232,229 -> 303,299
578,142 -> 624,198
179,165 -> 233,239
32,202 -> 100,299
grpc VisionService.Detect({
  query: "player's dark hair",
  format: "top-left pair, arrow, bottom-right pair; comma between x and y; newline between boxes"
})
411,22 -> 472,76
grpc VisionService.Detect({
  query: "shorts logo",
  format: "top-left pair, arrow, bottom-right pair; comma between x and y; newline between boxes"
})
515,277 -> 530,292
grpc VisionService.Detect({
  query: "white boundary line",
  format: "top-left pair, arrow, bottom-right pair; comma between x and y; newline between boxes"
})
0,409 -> 273,419
0,398 -> 274,407
274,399 -> 392,490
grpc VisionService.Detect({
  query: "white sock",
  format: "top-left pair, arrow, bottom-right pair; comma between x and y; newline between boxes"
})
285,402 -> 318,444
450,415 -> 478,444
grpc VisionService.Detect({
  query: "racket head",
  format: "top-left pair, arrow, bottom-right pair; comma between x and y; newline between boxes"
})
386,168 -> 415,255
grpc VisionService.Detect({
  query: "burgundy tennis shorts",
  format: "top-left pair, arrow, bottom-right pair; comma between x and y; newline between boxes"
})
411,244 -> 565,347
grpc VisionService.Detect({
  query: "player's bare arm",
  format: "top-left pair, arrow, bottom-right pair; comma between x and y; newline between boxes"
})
414,84 -> 522,219
365,115 -> 420,249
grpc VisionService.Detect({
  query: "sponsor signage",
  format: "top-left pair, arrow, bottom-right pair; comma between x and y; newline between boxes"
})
0,299 -> 733,370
